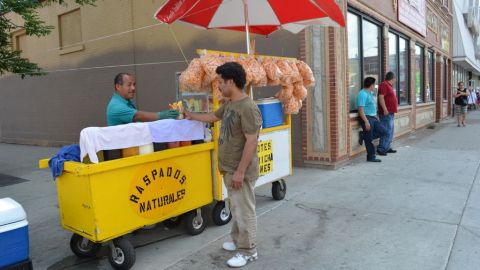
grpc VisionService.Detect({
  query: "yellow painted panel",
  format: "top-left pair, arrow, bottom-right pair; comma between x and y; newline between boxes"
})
56,173 -> 96,238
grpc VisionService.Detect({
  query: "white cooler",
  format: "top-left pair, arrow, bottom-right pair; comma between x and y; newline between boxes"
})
0,198 -> 29,269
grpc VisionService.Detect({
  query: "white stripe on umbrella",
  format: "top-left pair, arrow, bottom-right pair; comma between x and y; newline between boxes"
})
208,0 -> 280,28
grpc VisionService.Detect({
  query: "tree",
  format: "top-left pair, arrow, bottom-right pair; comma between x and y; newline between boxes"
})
0,0 -> 96,78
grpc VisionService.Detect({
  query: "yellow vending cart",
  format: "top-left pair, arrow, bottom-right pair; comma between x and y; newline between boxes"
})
39,49 -> 300,270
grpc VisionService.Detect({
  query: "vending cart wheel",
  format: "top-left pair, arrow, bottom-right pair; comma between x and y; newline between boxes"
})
163,216 -> 182,229
184,209 -> 206,235
272,180 -> 287,200
70,233 -> 101,258
108,238 -> 136,270
212,201 -> 232,226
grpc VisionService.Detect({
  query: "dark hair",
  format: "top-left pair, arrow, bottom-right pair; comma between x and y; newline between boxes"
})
458,81 -> 464,86
114,73 -> 133,87
385,71 -> 396,81
364,77 -> 376,88
216,62 -> 246,89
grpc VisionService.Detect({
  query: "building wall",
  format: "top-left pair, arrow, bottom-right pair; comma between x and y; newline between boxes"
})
0,0 -> 300,146
300,0 -> 453,168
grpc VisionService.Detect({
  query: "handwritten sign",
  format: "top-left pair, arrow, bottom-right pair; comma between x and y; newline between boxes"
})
258,140 -> 273,176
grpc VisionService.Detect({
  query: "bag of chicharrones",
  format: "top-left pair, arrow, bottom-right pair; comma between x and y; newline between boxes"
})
283,97 -> 303,114
276,59 -> 294,85
293,82 -> 308,100
296,60 -> 315,87
236,57 -> 254,85
200,54 -> 225,87
261,57 -> 283,86
275,84 -> 294,102
244,57 -> 267,87
179,58 -> 205,91
288,60 -> 303,84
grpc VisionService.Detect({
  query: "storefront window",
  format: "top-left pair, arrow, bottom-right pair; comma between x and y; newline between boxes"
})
362,20 -> 381,88
415,45 -> 425,103
399,37 -> 409,105
388,32 -> 409,105
348,12 -> 361,111
427,51 -> 434,102
388,33 -> 397,85
347,10 -> 383,112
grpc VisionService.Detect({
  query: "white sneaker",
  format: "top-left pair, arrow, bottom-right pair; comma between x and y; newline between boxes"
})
222,241 -> 237,251
227,252 -> 258,268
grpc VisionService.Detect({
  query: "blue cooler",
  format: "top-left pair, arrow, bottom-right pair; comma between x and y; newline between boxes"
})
0,198 -> 29,269
256,98 -> 284,128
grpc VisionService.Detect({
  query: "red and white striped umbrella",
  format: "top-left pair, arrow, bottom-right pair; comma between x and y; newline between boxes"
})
155,0 -> 345,37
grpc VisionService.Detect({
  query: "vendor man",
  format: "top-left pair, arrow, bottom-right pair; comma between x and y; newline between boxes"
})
107,72 -> 179,126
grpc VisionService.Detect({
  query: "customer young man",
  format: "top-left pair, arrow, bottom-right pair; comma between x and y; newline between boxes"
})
185,62 -> 262,268
357,77 -> 387,162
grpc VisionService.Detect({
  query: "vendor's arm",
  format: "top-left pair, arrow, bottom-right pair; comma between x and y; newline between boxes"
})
133,111 -> 159,122
134,110 -> 179,122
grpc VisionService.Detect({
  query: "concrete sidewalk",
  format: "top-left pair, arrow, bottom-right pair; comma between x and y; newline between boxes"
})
1,111 -> 480,270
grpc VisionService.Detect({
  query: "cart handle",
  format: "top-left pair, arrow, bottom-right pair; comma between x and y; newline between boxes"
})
39,159 -> 49,169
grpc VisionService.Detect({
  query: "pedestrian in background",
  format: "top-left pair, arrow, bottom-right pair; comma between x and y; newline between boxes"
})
377,72 -> 398,156
357,77 -> 387,162
468,88 -> 477,110
454,81 -> 469,127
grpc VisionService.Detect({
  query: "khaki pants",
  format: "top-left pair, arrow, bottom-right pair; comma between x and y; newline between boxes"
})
224,173 -> 257,256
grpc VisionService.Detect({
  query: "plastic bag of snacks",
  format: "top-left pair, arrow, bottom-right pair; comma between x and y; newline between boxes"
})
296,60 -> 315,87
275,84 -> 294,101
288,60 -> 303,83
261,57 -> 282,86
276,59 -> 294,85
200,54 -> 225,86
179,59 -> 204,91
293,82 -> 308,100
283,97 -> 303,114
237,58 -> 253,85
244,57 -> 267,87
211,79 -> 223,101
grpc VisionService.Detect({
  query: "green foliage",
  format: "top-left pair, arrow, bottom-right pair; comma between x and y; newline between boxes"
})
0,0 -> 96,78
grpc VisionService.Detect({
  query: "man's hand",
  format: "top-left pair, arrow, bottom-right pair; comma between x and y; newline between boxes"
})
157,110 -> 179,120
231,170 -> 245,190
184,111 -> 192,120
365,122 -> 371,131
383,110 -> 389,116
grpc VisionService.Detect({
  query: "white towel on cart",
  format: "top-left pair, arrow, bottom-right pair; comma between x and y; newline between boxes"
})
79,120 -> 205,163
148,119 -> 205,143
80,122 -> 152,163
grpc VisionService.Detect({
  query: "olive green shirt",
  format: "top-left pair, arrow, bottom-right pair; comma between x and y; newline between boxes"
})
214,97 -> 263,180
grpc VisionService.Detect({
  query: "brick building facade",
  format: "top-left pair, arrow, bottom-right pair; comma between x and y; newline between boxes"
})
296,0 -> 453,168
0,0 -> 453,169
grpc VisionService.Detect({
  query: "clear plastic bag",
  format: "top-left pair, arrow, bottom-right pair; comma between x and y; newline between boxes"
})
283,98 -> 303,114
275,84 -> 294,101
296,60 -> 315,87
179,58 -> 204,91
200,54 -> 225,87
293,82 -> 308,100
276,59 -> 294,85
245,57 -> 267,87
289,60 -> 303,83
261,57 -> 282,86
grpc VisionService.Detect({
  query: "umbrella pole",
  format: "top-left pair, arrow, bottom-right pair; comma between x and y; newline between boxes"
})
243,0 -> 251,55
243,0 -> 254,98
